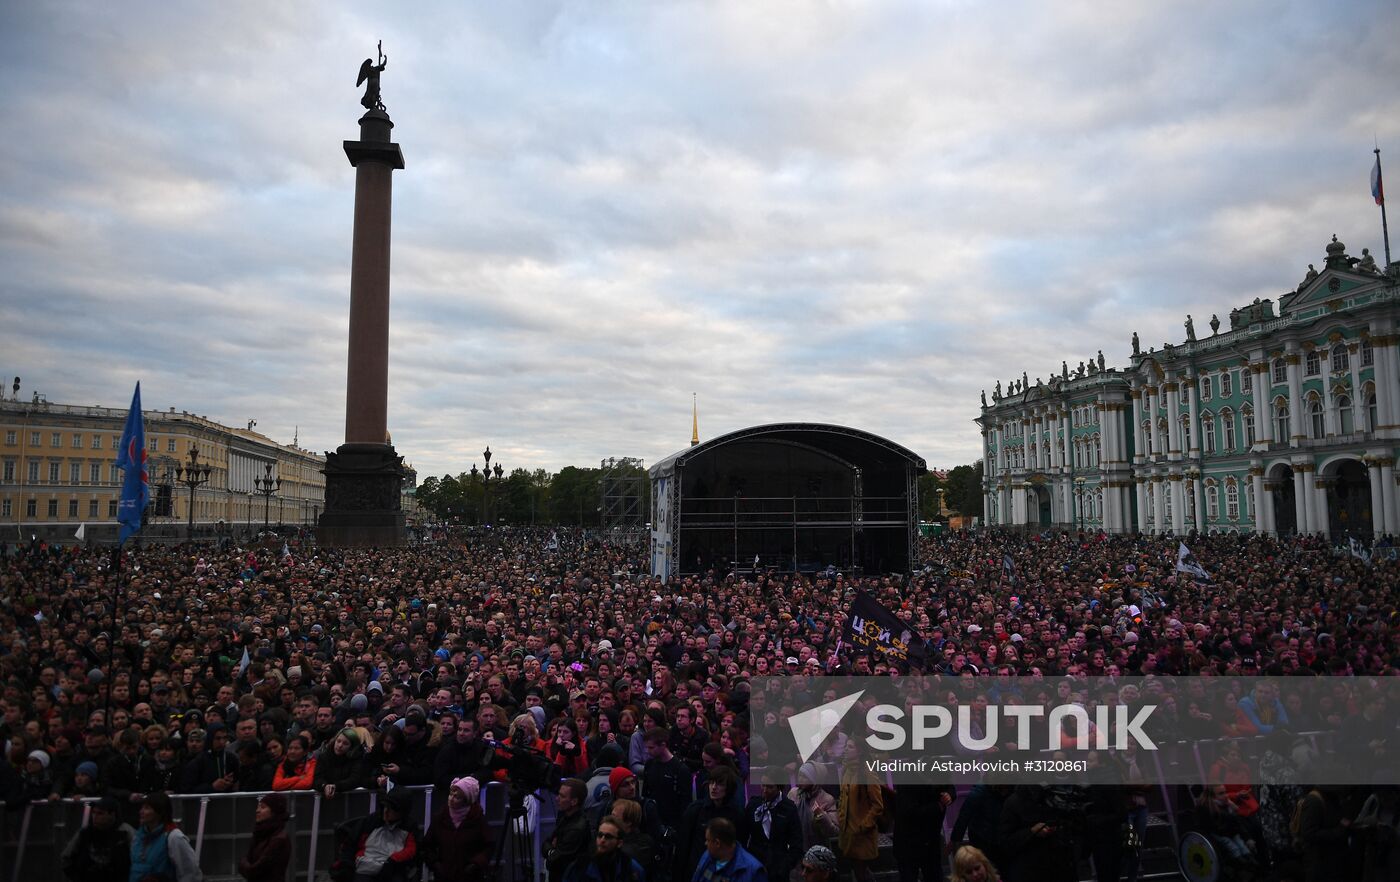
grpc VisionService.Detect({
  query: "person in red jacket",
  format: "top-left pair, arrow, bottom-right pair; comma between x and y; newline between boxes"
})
239,793 -> 292,882
272,735 -> 318,791
422,776 -> 493,882
546,719 -> 590,778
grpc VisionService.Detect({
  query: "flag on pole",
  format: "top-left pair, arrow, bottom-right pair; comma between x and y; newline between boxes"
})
114,383 -> 149,545
74,523 -> 86,542
1002,552 -> 1017,584
1374,153 -> 1386,206
236,646 -> 251,677
1349,536 -> 1372,565
1176,541 -> 1211,581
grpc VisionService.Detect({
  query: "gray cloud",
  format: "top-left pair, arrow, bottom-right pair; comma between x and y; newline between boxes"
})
2,0 -> 1398,478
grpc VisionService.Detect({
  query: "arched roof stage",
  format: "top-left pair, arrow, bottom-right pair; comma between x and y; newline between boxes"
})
649,423 -> 926,579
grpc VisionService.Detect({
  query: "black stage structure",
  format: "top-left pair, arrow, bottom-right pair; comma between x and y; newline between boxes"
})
648,423 -> 926,578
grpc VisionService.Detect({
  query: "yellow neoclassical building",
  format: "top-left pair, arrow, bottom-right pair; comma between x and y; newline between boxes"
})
0,387 -> 325,544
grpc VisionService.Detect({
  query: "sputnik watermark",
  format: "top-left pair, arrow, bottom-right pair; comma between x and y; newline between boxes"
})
865,702 -> 1158,751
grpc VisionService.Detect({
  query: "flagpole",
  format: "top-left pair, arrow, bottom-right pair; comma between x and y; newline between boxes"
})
1378,147 -> 1392,268
102,543 -> 122,729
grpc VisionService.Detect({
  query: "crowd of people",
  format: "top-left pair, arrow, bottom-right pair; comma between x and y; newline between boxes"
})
0,526 -> 1396,882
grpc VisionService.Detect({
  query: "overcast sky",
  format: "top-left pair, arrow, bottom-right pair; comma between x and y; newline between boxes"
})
2,2 -> 1398,478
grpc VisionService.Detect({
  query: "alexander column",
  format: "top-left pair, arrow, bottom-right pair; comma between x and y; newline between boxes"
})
319,42 -> 407,547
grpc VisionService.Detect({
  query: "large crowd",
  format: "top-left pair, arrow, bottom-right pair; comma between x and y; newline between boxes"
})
1,526 -> 1398,882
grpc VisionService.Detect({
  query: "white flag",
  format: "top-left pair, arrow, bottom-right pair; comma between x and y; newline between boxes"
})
1176,542 -> 1211,581
236,646 -> 251,676
74,523 -> 86,541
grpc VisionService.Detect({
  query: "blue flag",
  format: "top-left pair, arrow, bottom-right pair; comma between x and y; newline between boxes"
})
115,382 -> 149,544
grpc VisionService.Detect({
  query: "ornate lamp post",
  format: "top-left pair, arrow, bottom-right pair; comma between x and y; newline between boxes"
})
470,446 -> 505,524
175,445 -> 212,541
254,462 -> 282,531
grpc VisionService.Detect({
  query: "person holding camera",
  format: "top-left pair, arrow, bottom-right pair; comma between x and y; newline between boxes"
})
997,786 -> 1081,882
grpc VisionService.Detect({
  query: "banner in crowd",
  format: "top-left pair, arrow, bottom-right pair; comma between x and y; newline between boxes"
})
844,590 -> 926,667
1175,541 -> 1210,581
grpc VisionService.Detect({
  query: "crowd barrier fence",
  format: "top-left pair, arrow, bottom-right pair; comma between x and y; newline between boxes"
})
1,780 -> 558,882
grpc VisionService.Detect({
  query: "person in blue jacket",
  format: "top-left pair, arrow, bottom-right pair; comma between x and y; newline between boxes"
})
692,818 -> 767,882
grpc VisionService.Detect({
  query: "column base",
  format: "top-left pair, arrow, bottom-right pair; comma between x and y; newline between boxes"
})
318,442 -> 406,547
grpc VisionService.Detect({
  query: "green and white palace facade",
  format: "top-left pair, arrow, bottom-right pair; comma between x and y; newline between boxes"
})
978,234 -> 1400,537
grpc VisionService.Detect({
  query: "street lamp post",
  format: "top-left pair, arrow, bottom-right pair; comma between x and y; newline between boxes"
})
470,446 -> 505,524
175,445 -> 212,541
254,462 -> 281,532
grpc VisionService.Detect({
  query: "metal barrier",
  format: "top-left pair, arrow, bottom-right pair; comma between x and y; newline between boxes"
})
1,781 -> 555,882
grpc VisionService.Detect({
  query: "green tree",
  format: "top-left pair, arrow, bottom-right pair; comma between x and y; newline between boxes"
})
942,461 -> 984,519
917,472 -> 945,521
550,466 -> 602,526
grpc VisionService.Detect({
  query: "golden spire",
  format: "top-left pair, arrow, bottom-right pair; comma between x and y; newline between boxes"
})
691,393 -> 699,447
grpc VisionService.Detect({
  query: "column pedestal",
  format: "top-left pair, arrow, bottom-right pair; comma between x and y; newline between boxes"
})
319,442 -> 407,547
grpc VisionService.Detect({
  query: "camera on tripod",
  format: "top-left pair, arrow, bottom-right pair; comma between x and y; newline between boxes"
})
481,738 -> 563,794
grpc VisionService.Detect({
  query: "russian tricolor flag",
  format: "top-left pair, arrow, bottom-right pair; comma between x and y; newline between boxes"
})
1374,154 -> 1386,206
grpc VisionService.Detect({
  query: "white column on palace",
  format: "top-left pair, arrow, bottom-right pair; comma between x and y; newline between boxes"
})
1293,465 -> 1311,534
1260,473 -> 1271,534
1166,377 -> 1183,459
1170,472 -> 1185,534
1286,351 -> 1304,445
1252,362 -> 1272,447
1368,457 -> 1387,535
1187,376 -> 1201,457
1131,388 -> 1145,462
1146,387 -> 1161,459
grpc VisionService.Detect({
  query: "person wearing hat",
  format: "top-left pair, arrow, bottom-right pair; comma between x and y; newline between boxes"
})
130,791 -> 201,882
20,749 -> 53,804
60,795 -> 133,882
239,793 -> 291,882
422,776 -> 492,882
787,762 -> 839,866
798,846 -> 839,882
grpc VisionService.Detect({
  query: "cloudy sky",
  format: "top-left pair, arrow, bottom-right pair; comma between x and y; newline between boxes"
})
3,1 -> 1398,478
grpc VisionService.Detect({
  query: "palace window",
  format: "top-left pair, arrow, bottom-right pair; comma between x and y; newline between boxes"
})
1,499 -> 9,518
1220,371 -> 1233,397
1308,396 -> 1324,438
88,499 -> 98,518
1274,401 -> 1290,441
168,438 -> 177,453
1226,480 -> 1240,520
1305,350 -> 1321,376
68,498 -> 78,518
1222,409 -> 1236,451
2,461 -> 12,482
48,462 -> 59,483
28,461 -> 39,483
1363,340 -> 1375,367
91,435 -> 101,449
1242,370 -> 1252,394
4,431 -> 13,446
1243,406 -> 1256,446
1200,376 -> 1212,402
1201,413 -> 1216,454
1338,394 -> 1354,434
47,499 -> 58,517
90,463 -> 100,483
1332,345 -> 1349,373
71,434 -> 82,448
1367,388 -> 1378,432
1206,481 -> 1219,520
1273,359 -> 1287,384
26,499 -> 36,517
69,462 -> 80,485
